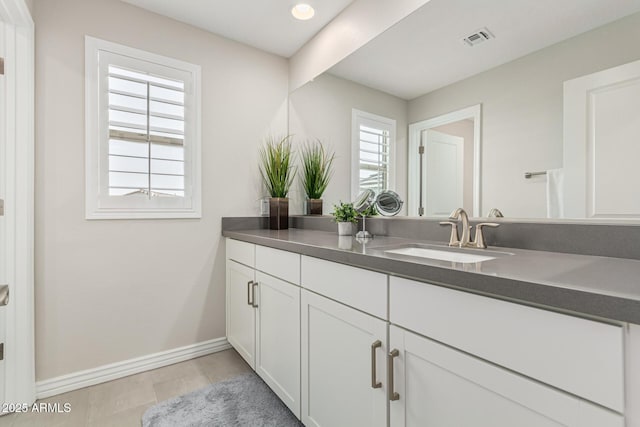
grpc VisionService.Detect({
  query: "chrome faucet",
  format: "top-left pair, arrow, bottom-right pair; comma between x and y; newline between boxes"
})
440,208 -> 500,249
449,208 -> 471,246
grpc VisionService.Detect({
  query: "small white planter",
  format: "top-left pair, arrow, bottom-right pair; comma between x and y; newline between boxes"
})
337,222 -> 354,236
338,236 -> 353,250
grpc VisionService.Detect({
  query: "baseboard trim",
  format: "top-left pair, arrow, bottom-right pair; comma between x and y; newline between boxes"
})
36,337 -> 231,399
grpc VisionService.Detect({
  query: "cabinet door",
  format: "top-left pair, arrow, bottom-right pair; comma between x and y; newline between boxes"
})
301,290 -> 387,427
226,260 -> 256,369
389,325 -> 624,427
255,272 -> 301,418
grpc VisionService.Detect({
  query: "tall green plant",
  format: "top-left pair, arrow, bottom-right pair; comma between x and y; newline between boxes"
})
259,135 -> 296,198
300,139 -> 335,199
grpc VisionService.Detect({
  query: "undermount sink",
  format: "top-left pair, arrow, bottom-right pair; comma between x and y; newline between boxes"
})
378,244 -> 512,264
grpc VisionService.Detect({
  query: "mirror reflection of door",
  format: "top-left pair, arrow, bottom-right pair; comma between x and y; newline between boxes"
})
423,129 -> 464,217
408,105 -> 480,217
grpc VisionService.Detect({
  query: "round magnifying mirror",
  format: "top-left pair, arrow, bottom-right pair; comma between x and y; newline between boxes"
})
375,190 -> 403,216
353,189 -> 375,213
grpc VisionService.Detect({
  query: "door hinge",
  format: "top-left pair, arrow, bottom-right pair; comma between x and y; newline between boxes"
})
418,145 -> 424,155
0,343 -> 4,361
0,57 -> 4,75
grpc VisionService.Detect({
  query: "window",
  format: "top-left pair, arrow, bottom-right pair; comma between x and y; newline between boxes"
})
85,37 -> 201,219
351,109 -> 396,199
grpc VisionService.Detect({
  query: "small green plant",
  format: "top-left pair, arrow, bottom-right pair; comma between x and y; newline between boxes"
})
259,135 -> 296,198
300,139 -> 335,200
331,202 -> 358,223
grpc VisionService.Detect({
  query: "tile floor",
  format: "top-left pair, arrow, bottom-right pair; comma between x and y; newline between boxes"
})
0,349 -> 251,427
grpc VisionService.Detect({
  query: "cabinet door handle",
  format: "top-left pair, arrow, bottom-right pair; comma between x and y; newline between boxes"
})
371,340 -> 382,389
388,349 -> 400,401
247,280 -> 254,306
251,282 -> 259,308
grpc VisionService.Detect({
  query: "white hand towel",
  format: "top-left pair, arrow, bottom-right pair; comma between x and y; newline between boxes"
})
547,168 -> 564,218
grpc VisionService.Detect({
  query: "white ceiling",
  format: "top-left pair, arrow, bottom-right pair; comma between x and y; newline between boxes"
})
121,0 -> 355,58
329,0 -> 640,100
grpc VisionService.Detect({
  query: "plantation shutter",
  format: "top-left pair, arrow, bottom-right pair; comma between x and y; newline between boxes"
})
358,123 -> 391,194
107,65 -> 186,197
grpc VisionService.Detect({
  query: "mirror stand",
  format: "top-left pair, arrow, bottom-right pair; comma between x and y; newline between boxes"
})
356,214 -> 372,239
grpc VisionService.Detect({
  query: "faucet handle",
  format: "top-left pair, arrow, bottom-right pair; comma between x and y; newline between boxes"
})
473,223 -> 500,249
440,221 -> 460,247
487,208 -> 504,218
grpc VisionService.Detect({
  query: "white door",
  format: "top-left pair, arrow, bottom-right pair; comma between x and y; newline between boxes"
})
0,0 -> 35,408
389,325 -> 624,427
255,271 -> 301,418
225,260 -> 256,368
423,129 -> 464,217
0,18 -> 7,406
301,290 -> 387,427
564,59 -> 640,219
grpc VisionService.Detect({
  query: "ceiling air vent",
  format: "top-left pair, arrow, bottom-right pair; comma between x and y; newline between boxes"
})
463,28 -> 494,47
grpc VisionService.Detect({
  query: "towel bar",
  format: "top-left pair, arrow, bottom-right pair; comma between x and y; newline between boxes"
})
524,171 -> 547,179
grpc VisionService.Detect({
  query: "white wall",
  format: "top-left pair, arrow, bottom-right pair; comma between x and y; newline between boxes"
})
34,0 -> 287,381
408,12 -> 640,218
289,73 -> 408,214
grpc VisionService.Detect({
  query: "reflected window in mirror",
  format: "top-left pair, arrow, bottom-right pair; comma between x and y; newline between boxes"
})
351,109 -> 396,200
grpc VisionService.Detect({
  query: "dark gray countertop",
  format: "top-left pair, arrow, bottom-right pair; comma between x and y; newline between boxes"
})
223,228 -> 640,325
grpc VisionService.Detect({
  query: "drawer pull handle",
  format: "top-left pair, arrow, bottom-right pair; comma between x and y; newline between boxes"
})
252,282 -> 259,308
388,349 -> 400,401
247,280 -> 254,306
371,340 -> 382,389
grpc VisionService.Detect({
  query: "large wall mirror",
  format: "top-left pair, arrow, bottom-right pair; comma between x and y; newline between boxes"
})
288,0 -> 640,220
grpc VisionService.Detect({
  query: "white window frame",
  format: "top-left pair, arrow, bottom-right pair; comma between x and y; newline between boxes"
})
351,109 -> 396,200
85,36 -> 201,219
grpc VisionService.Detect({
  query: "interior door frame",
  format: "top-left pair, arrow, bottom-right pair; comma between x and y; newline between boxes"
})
408,104 -> 481,217
0,0 -> 35,405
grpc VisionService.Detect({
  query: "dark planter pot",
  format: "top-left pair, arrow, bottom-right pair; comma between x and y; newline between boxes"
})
269,197 -> 289,230
307,199 -> 323,215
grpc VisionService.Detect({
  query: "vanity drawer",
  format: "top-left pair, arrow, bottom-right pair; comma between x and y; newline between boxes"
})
389,276 -> 624,413
256,245 -> 300,285
301,256 -> 387,319
226,239 -> 255,267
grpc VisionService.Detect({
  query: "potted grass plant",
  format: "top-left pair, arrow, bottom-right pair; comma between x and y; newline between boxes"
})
331,202 -> 358,236
300,139 -> 335,215
259,135 -> 296,230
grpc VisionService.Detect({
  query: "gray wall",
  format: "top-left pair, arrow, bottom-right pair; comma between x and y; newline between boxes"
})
408,12 -> 640,218
34,0 -> 288,381
289,73 -> 408,214
23,0 -> 33,16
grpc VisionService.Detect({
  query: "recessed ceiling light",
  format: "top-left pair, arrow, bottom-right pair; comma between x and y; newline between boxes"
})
291,4 -> 315,20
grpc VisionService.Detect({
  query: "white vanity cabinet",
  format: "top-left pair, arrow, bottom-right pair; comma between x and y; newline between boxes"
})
301,290 -> 387,427
226,240 -> 301,418
226,240 -> 256,368
254,270 -> 300,417
389,276 -> 625,427
300,256 -> 389,427
389,325 -> 623,427
226,238 -> 631,427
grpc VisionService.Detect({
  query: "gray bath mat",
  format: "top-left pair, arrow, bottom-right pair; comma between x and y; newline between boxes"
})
142,372 -> 303,427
